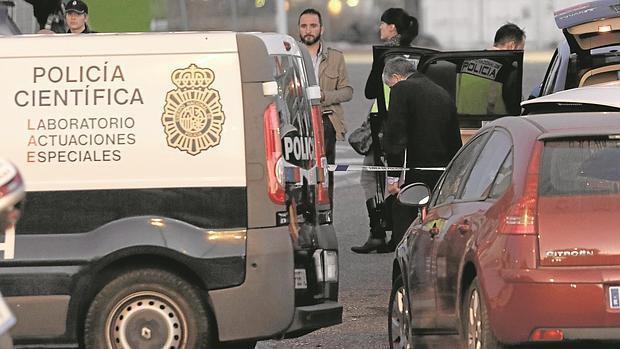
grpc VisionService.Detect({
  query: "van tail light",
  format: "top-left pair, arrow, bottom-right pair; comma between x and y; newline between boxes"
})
263,103 -> 285,204
311,105 -> 329,205
499,142 -> 543,235
531,329 -> 564,341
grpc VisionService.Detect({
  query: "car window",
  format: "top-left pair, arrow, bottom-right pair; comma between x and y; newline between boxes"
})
539,138 -> 620,196
488,149 -> 513,199
272,55 -> 312,133
419,53 -> 523,127
271,55 -> 315,167
433,133 -> 488,206
461,130 -> 512,200
541,50 -> 561,96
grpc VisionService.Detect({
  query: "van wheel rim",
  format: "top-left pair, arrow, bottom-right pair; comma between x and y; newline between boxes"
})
105,291 -> 186,349
467,289 -> 482,349
391,286 -> 412,349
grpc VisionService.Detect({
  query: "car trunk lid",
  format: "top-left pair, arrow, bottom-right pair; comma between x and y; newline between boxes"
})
538,136 -> 620,266
555,1 -> 620,52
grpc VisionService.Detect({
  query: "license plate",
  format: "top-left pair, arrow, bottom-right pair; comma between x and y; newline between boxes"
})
609,286 -> 620,309
294,268 -> 307,289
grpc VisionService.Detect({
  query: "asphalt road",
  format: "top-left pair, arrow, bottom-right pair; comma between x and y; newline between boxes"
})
258,52 -> 552,349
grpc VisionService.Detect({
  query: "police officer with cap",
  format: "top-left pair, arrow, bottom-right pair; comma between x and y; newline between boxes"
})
65,0 -> 95,33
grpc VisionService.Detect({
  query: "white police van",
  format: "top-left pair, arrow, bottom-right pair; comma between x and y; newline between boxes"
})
0,31 -> 340,348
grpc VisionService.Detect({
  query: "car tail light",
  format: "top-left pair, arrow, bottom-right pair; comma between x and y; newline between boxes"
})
263,102 -> 285,204
311,105 -> 329,205
499,142 -> 543,235
531,328 -> 564,341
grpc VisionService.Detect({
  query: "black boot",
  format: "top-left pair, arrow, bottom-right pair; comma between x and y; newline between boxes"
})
351,199 -> 389,254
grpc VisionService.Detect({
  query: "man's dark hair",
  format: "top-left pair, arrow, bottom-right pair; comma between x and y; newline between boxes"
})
298,8 -> 322,26
494,23 -> 526,46
381,8 -> 419,47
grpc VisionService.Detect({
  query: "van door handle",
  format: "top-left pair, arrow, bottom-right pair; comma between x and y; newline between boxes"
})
458,220 -> 471,235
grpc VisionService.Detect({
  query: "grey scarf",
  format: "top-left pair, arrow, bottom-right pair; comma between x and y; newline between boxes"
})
385,34 -> 402,47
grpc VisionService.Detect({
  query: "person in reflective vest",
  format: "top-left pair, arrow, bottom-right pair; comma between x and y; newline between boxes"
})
456,23 -> 525,119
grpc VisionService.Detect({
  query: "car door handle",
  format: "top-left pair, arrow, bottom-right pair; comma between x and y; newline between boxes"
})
457,221 -> 471,235
429,226 -> 440,238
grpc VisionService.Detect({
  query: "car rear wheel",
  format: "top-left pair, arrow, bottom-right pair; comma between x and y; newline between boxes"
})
464,278 -> 505,349
84,268 -> 211,349
389,275 -> 413,349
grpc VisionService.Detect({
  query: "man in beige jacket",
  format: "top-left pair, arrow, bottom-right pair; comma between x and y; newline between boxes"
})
298,8 -> 353,209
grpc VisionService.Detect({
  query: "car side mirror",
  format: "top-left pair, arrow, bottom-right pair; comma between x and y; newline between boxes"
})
397,182 -> 431,207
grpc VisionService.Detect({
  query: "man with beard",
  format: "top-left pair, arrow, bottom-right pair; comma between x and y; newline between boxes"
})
298,8 -> 353,211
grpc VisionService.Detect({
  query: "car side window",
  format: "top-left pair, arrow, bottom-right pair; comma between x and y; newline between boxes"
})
461,130 -> 512,200
541,50 -> 561,96
489,149 -> 513,199
433,133 -> 488,206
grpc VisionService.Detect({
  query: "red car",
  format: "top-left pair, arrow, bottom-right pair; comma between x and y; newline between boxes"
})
389,113 -> 620,348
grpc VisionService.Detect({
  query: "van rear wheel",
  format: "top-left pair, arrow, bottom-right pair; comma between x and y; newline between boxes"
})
84,268 -> 210,349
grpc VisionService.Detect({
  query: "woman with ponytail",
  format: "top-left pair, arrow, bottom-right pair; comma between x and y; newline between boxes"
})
351,8 -> 419,254
379,8 -> 419,49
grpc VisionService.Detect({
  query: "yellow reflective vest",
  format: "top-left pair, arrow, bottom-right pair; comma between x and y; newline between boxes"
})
455,58 -> 507,115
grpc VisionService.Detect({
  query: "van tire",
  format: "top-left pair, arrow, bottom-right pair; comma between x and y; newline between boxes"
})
84,268 -> 210,349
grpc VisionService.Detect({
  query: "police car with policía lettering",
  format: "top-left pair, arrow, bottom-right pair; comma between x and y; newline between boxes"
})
0,30 -> 340,349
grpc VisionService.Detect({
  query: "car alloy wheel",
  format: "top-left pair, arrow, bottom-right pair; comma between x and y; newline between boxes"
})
466,286 -> 482,349
389,276 -> 413,349
464,278 -> 505,349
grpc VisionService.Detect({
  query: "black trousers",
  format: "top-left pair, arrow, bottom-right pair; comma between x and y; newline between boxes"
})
323,115 -> 336,210
390,201 -> 418,248
390,169 -> 442,248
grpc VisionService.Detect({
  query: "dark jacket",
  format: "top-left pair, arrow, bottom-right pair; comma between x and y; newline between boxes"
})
364,35 -> 402,100
67,25 -> 96,34
383,72 -> 462,188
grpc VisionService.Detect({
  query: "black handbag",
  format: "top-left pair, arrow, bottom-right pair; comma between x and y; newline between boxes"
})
348,118 -> 372,155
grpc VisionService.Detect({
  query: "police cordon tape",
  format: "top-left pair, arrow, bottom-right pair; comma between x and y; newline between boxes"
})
327,164 -> 446,172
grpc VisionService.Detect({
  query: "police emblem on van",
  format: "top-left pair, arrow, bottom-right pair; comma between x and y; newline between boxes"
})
161,64 -> 225,156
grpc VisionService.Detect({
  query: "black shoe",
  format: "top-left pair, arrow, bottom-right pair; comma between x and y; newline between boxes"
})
351,238 -> 387,254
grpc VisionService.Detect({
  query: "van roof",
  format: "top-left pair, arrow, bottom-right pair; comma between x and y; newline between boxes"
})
250,32 -> 303,56
0,31 -> 300,58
